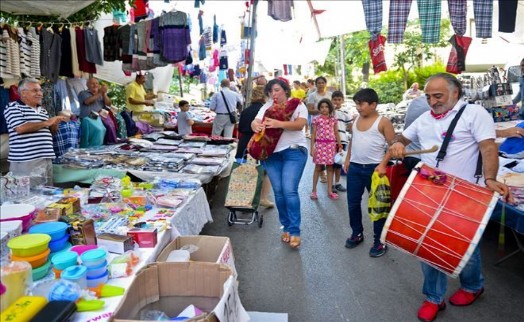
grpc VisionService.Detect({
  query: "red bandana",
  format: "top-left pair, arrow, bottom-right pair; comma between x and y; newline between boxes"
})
430,110 -> 450,120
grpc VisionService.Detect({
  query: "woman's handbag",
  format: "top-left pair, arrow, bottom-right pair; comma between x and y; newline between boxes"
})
247,98 -> 301,160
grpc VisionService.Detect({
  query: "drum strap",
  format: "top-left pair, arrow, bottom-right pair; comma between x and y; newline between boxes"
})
435,104 -> 483,183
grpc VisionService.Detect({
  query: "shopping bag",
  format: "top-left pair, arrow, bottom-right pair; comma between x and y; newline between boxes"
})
446,34 -> 472,74
385,160 -> 411,204
224,160 -> 264,209
368,171 -> 391,222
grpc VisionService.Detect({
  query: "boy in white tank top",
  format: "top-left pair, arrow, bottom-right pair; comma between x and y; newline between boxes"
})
342,88 -> 395,257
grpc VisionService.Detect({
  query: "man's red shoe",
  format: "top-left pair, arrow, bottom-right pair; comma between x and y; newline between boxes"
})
417,300 -> 446,322
449,288 -> 484,306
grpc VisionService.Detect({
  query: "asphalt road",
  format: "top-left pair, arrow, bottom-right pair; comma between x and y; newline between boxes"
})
201,158 -> 524,322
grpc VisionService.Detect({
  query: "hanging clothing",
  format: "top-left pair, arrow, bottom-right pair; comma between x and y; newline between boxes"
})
417,0 -> 442,43
2,26 -> 21,78
69,27 -> 81,77
75,27 -> 96,73
80,116 -> 106,148
498,0 -> 518,33
40,29 -> 62,82
0,87 -> 9,134
267,0 -> 294,22
41,81 -> 60,118
84,28 -> 103,65
220,29 -> 227,45
198,10 -> 204,35
17,27 -> 31,77
219,50 -> 228,70
159,11 -> 191,64
27,27 -> 41,78
212,15 -> 219,43
387,0 -> 413,44
53,119 -> 80,159
0,29 -> 11,78
103,25 -> 120,62
362,0 -> 383,40
473,0 -> 493,38
56,27 -> 74,78
448,0 -> 467,36
446,35 -> 472,75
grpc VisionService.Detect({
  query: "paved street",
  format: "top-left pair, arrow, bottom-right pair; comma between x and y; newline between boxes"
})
201,158 -> 524,322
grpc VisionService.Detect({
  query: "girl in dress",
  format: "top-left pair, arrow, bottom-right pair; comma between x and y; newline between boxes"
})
310,98 -> 342,200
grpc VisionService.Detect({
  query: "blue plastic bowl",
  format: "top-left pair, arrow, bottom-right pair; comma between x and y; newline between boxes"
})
52,251 -> 78,270
86,269 -> 109,288
86,260 -> 108,278
48,233 -> 70,253
80,248 -> 107,268
29,222 -> 69,240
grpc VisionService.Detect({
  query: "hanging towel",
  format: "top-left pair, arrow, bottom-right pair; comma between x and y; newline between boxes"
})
417,0 -> 442,43
362,0 -> 383,40
473,0 -> 493,38
448,0 -> 467,36
387,0 -> 413,44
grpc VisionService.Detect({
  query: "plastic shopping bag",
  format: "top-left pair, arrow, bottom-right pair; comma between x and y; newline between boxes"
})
368,171 -> 391,222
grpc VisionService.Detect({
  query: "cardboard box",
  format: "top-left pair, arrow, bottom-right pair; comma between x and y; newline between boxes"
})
127,228 -> 157,248
111,262 -> 249,322
156,236 -> 236,277
97,233 -> 134,254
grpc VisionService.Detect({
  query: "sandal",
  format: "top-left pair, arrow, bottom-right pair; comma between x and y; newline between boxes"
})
328,192 -> 339,200
281,232 -> 290,243
310,192 -> 318,200
289,236 -> 301,249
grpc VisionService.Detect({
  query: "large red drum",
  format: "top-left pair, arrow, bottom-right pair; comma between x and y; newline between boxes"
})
381,162 -> 498,277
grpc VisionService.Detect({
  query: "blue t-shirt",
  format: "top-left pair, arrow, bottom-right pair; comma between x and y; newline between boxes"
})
177,111 -> 193,135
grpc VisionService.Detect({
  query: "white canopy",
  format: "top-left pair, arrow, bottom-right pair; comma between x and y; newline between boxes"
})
0,0 -> 95,19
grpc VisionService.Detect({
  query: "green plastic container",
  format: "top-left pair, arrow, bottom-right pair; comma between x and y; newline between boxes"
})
8,234 -> 51,257
32,260 -> 51,281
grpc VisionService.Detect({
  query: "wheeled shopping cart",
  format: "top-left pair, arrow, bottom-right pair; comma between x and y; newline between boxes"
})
224,160 -> 264,228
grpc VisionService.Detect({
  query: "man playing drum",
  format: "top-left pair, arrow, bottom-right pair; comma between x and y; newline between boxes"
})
386,73 -> 513,322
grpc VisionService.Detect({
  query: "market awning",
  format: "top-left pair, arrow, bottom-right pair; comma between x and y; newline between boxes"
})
0,0 -> 95,19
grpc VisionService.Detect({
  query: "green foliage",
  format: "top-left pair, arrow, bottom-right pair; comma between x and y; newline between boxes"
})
412,61 -> 447,87
368,70 -> 405,104
104,81 -> 127,110
0,0 -> 126,24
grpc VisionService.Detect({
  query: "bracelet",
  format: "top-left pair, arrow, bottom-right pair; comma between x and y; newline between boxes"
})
484,178 -> 497,185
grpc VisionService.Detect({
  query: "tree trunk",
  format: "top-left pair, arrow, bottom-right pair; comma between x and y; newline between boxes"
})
362,61 -> 370,83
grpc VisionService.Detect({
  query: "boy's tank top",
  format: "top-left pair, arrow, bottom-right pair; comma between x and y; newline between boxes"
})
350,115 -> 386,164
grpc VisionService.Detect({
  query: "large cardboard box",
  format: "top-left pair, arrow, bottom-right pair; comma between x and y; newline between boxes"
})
156,236 -> 237,277
111,262 -> 249,322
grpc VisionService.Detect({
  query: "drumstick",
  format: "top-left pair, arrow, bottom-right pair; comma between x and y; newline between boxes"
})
404,145 -> 439,156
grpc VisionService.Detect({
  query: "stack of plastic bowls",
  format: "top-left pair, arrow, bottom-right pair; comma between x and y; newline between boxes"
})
28,222 -> 71,255
0,204 -> 36,232
7,234 -> 51,281
51,251 -> 78,278
61,265 -> 88,289
80,249 -> 109,288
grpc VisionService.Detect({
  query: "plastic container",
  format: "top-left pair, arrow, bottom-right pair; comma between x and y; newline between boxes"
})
85,260 -> 108,278
48,279 -> 82,302
51,251 -> 78,270
11,248 -> 51,268
48,233 -> 70,253
0,261 -> 32,309
0,220 -> 23,239
28,222 -> 69,240
70,244 -> 97,256
86,270 -> 109,288
32,260 -> 51,281
1,232 -> 9,259
30,300 -> 77,322
0,296 -> 47,322
0,204 -> 36,232
7,233 -> 51,257
49,242 -> 73,259
61,265 -> 87,289
80,248 -> 107,268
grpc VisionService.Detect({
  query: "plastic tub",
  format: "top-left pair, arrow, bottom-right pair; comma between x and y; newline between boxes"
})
51,251 -> 78,270
0,220 -> 23,239
32,260 -> 51,281
48,233 -> 70,253
28,222 -> 69,240
49,242 -> 73,260
61,265 -> 87,289
85,260 -> 108,278
70,244 -> 97,256
7,234 -> 51,257
1,261 -> 32,309
11,248 -> 51,268
86,270 -> 109,288
80,248 -> 107,268
0,204 -> 36,232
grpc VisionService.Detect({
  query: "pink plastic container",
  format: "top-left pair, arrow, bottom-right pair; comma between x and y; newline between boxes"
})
0,204 -> 36,232
70,245 -> 98,256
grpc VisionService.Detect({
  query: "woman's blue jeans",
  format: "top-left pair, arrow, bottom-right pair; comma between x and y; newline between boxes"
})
346,162 -> 385,243
261,147 -> 307,236
421,245 -> 484,304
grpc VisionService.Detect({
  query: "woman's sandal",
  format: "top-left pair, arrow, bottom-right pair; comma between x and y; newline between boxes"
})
310,192 -> 318,200
289,236 -> 301,249
328,192 -> 339,200
281,232 -> 290,243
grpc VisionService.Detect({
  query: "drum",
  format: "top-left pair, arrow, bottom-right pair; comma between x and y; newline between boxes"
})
381,162 -> 498,277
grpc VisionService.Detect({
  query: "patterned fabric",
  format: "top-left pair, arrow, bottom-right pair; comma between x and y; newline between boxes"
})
362,0 -> 383,40
248,98 -> 301,161
448,0 -> 467,36
224,162 -> 263,209
387,0 -> 413,43
53,120 -> 80,159
114,111 -> 128,139
312,115 -> 337,165
473,0 -> 493,38
417,0 -> 442,43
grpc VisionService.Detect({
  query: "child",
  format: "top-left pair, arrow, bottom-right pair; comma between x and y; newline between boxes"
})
331,90 -> 352,193
342,88 -> 395,257
177,100 -> 194,136
310,98 -> 342,200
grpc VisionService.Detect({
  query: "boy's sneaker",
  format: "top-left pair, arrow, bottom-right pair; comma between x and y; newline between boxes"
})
345,234 -> 364,248
334,184 -> 347,192
369,242 -> 387,257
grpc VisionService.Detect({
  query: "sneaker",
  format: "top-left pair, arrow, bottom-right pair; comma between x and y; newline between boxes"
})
345,234 -> 364,248
369,242 -> 387,257
417,300 -> 446,322
334,184 -> 347,192
449,288 -> 484,306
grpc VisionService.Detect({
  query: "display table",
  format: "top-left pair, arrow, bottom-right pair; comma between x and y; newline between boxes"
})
174,121 -> 239,137
27,188 -> 213,322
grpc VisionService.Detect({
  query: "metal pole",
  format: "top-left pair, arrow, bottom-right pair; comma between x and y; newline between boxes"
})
339,34 -> 346,97
244,0 -> 258,107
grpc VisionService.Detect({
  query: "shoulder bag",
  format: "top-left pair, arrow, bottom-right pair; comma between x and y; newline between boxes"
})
220,91 -> 237,124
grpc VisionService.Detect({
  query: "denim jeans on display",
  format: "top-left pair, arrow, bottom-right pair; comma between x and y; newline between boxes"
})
261,147 -> 307,236
346,162 -> 386,243
421,245 -> 484,304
